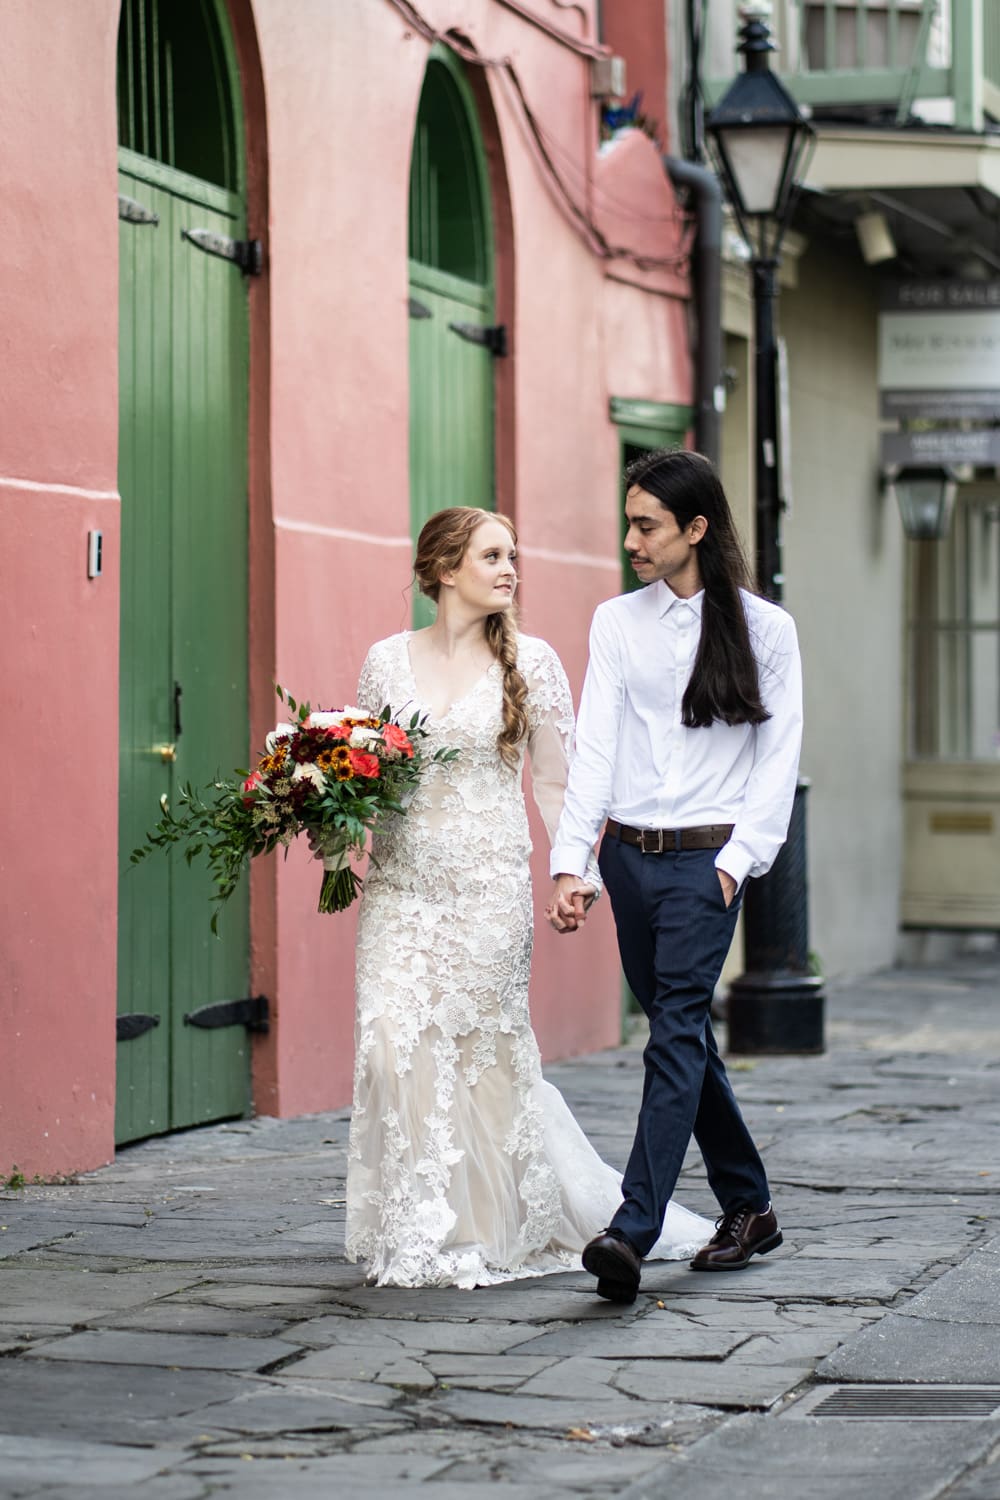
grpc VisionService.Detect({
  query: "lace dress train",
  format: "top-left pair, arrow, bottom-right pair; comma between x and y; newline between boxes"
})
346,631 -> 712,1288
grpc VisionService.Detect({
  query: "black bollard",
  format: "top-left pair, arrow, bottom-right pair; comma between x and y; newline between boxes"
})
726,779 -> 825,1054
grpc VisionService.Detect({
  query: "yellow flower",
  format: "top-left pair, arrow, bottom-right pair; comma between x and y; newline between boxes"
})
258,746 -> 288,776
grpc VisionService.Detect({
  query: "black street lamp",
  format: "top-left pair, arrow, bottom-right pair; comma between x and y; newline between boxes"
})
705,0 -> 813,602
706,2 -> 824,1054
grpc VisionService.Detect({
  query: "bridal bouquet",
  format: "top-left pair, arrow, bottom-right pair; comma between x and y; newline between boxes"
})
132,687 -> 458,928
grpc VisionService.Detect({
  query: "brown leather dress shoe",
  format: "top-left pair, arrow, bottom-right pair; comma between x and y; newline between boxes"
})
689,1206 -> 782,1271
582,1229 -> 642,1304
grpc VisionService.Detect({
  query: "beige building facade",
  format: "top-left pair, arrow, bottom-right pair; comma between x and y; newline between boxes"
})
667,0 -> 1000,977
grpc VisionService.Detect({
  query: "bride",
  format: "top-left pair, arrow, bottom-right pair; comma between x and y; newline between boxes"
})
344,506 -> 711,1288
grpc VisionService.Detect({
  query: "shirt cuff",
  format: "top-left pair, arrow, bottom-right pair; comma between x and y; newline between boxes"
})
550,845 -> 590,880
715,841 -> 754,888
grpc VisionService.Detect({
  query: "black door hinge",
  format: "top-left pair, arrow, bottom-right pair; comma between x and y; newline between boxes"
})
181,228 -> 264,276
183,995 -> 270,1033
117,1013 -> 161,1042
118,194 -> 159,226
448,321 -> 508,356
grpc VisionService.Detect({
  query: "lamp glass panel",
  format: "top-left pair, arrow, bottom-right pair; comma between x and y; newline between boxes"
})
717,125 -> 794,216
896,478 -> 956,540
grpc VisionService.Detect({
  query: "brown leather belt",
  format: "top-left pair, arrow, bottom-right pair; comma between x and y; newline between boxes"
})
605,818 -> 734,854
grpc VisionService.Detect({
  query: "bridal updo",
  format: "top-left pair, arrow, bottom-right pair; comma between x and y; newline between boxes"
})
413,507 -> 529,771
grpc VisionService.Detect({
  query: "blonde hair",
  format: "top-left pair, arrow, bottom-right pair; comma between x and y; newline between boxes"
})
414,507 -> 529,770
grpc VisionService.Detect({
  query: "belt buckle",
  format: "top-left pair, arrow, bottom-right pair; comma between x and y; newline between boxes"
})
639,828 -> 665,855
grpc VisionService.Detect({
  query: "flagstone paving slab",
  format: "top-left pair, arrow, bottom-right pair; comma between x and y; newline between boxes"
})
0,1268 -> 203,1324
7,1481 -> 208,1500
21,1328 -> 300,1372
193,1384 -> 408,1436
0,1434 -> 191,1490
422,1386 -> 694,1432
816,1312 -> 1000,1383
509,1317 -> 749,1360
613,1358 -> 812,1409
0,1360 -> 252,1444
168,1281 -> 345,1308
285,1314 -> 549,1353
617,1414 -> 1000,1500
327,1282 -> 644,1322
92,1302 -> 292,1337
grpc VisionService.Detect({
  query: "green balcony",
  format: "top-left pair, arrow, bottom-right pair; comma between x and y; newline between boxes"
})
707,1 -> 1000,133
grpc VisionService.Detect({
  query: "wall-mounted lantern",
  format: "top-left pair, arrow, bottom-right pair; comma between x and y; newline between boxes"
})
885,465 -> 958,541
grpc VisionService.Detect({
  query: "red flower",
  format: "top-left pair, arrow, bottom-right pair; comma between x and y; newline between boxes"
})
348,749 -> 380,778
242,772 -> 263,806
382,722 -> 414,758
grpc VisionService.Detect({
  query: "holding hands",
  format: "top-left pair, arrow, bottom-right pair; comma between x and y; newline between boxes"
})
546,874 -> 597,934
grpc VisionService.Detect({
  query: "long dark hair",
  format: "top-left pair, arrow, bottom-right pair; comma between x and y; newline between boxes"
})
624,448 -> 770,727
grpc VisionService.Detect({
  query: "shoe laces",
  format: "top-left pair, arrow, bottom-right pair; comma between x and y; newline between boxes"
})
715,1207 -> 751,1241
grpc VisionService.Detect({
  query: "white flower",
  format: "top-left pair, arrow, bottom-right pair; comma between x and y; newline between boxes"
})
309,706 -> 370,728
349,726 -> 383,748
265,721 -> 297,754
291,763 -> 325,790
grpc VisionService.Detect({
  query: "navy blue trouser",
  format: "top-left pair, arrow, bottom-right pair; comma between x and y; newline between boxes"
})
599,835 -> 771,1257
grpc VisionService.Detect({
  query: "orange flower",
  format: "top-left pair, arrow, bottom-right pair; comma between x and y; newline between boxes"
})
381,723 -> 414,758
349,749 -> 380,778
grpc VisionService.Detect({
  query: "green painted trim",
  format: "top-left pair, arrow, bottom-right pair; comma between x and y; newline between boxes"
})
610,397 -> 693,439
409,258 -> 491,310
205,0 -> 247,200
422,42 -> 494,295
118,146 -> 241,216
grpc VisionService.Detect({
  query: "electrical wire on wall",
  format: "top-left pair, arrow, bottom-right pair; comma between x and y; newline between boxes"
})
384,0 -> 694,274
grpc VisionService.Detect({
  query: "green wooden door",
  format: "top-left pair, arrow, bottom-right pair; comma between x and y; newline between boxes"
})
116,0 -> 251,1145
408,50 -> 497,627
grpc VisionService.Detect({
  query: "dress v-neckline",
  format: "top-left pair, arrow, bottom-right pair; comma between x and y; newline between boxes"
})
402,631 -> 498,722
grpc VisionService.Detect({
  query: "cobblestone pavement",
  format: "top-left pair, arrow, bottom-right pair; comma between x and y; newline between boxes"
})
2,960 -> 999,1499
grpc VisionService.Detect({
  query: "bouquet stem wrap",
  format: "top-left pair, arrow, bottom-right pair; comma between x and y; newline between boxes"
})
318,838 -> 362,914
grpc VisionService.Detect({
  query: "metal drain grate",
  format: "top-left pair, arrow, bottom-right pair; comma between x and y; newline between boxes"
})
808,1385 -> 1000,1420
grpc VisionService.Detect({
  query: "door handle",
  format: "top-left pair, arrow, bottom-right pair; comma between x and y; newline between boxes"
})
156,744 -> 177,763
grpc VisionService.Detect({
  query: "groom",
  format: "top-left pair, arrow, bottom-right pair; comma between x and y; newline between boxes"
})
546,449 -> 803,1304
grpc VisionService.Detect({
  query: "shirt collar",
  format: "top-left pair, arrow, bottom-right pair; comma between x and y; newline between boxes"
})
656,581 -> 705,619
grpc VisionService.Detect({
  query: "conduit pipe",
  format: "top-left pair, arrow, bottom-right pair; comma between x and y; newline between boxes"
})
663,156 -> 724,467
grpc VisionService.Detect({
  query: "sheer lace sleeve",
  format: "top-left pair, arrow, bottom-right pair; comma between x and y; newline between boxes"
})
522,638 -> 602,894
357,641 -> 387,715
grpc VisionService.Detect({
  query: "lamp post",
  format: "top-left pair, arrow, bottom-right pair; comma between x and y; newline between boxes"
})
706,2 -> 825,1053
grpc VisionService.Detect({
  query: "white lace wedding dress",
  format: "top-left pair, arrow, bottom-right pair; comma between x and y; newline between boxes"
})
346,630 -> 712,1288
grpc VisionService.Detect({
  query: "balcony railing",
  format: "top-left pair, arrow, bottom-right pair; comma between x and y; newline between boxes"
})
706,1 -> 999,132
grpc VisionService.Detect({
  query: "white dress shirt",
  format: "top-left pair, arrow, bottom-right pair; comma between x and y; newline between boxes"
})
551,581 -> 803,889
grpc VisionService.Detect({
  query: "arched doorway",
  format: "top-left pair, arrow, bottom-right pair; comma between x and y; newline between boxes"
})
408,46 -> 500,626
116,0 -> 256,1143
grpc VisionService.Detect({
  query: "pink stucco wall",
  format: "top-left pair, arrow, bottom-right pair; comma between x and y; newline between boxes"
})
3,0 -> 692,1173
251,0 -> 692,1112
0,3 -> 121,1176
